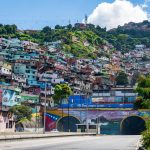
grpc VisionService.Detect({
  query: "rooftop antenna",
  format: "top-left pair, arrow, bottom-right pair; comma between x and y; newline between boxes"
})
69,19 -> 71,25
85,14 -> 88,25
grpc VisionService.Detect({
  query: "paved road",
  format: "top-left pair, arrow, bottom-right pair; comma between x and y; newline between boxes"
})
0,135 -> 140,150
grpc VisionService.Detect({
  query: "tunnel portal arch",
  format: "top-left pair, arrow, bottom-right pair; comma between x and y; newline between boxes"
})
57,116 -> 80,132
120,115 -> 146,135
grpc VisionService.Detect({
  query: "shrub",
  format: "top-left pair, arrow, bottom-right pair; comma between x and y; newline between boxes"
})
142,121 -> 150,149
133,96 -> 143,109
133,97 -> 150,109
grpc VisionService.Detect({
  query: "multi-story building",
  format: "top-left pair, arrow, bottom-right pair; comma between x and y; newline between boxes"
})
13,63 -> 38,86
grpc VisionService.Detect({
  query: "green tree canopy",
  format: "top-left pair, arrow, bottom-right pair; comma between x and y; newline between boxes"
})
116,71 -> 128,85
136,75 -> 150,99
9,105 -> 32,123
41,26 -> 52,34
53,84 -> 72,104
134,75 -> 150,109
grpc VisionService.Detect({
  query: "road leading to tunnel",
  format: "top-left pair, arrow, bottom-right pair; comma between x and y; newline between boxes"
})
0,135 -> 140,150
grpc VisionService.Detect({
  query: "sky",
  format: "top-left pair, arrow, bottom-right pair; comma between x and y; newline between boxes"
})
0,0 -> 150,30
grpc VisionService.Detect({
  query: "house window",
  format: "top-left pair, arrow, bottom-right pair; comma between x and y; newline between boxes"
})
6,123 -> 8,128
9,121 -> 13,128
26,70 -> 30,73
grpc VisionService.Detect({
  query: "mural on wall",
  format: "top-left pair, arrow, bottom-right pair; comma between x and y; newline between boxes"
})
46,109 -> 150,134
45,113 -> 59,131
21,95 -> 39,103
2,89 -> 20,107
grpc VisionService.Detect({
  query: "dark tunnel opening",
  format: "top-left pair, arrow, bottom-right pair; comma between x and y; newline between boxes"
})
121,116 -> 146,135
57,116 -> 80,132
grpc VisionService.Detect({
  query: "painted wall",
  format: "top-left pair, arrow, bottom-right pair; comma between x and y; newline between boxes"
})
45,109 -> 150,134
2,89 -> 20,107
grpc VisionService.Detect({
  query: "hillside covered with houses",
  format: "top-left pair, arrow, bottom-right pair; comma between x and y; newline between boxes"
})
0,21 -> 150,132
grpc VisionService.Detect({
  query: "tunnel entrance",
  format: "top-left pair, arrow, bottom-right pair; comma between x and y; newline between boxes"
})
57,116 -> 80,132
121,116 -> 146,135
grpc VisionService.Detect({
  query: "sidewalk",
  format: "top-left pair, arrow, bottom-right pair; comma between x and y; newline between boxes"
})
0,132 -> 96,141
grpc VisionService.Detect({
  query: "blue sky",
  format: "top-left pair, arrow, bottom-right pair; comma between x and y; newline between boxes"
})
0,0 -> 149,29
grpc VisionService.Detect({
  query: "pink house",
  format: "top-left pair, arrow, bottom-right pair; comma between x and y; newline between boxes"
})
0,90 -> 15,132
0,112 -> 15,132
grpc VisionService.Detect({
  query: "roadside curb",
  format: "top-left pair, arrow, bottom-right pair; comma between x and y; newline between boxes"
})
0,133 -> 96,141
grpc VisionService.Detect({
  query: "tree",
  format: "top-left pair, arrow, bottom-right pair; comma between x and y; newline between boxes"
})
9,105 -> 32,123
0,26 -> 6,34
116,71 -> 128,85
142,120 -> 150,149
55,25 -> 63,30
41,26 -> 52,34
53,84 -> 72,105
67,24 -> 72,30
134,75 -> 150,109
133,96 -> 143,109
4,25 -> 13,34
136,75 -> 150,99
11,24 -> 17,33
53,84 -> 72,132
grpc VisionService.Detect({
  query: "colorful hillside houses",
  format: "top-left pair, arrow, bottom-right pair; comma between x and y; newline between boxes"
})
0,37 -> 149,132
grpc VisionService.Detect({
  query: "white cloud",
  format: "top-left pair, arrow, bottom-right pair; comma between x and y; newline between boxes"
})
142,0 -> 150,8
88,0 -> 149,30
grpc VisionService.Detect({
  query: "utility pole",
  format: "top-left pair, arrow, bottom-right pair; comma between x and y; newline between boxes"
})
35,100 -> 37,133
43,81 -> 47,134
96,101 -> 99,134
61,98 -> 64,131
85,83 -> 89,133
85,14 -> 88,26
123,85 -> 125,104
67,97 -> 70,132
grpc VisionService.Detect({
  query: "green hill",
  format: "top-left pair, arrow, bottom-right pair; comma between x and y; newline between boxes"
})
0,20 -> 150,57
